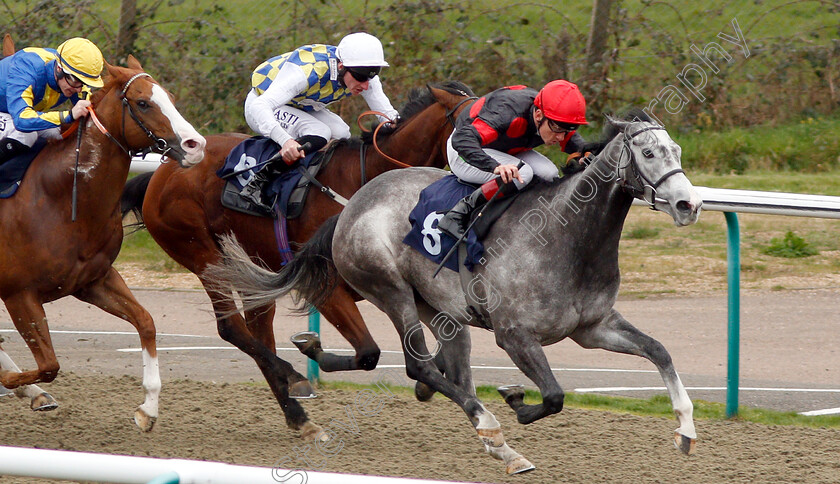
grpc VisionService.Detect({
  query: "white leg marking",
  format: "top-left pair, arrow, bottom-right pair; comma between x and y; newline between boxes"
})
0,349 -> 46,399
139,349 -> 161,418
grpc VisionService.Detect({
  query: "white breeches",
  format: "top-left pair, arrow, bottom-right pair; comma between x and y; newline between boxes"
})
446,134 -> 559,189
0,112 -> 61,147
244,90 -> 350,143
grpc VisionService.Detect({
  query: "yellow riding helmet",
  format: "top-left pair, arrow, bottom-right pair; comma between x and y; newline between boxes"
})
56,37 -> 104,88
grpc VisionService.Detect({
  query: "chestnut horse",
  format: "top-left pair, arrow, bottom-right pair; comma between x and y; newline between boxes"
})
0,53 -> 205,431
120,80 -> 476,439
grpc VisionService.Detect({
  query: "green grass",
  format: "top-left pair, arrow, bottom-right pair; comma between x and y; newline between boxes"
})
675,115 -> 840,174
117,229 -> 187,273
312,380 -> 840,429
761,230 -> 819,258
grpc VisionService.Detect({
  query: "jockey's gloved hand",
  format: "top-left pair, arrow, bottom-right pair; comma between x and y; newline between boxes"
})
561,152 -> 591,175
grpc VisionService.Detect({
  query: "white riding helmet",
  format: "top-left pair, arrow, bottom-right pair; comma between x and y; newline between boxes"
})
336,32 -> 389,67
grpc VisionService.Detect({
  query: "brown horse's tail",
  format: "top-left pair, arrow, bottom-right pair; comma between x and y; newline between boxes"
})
205,215 -> 340,314
120,172 -> 153,229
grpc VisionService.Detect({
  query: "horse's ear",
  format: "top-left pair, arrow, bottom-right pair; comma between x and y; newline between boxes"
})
104,60 -> 118,76
426,84 -> 451,105
2,33 -> 14,58
126,55 -> 143,71
605,113 -> 630,130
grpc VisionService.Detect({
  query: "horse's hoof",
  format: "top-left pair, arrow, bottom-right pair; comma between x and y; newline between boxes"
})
497,384 -> 525,408
300,421 -> 329,442
506,456 -> 536,475
290,331 -> 322,357
134,408 -> 157,432
289,379 -> 317,399
31,392 -> 58,411
674,431 -> 696,455
414,381 -> 436,402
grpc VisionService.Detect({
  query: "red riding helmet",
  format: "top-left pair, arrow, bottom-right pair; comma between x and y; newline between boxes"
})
534,80 -> 588,125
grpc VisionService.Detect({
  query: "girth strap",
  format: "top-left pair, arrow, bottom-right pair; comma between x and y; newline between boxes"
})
295,164 -> 349,206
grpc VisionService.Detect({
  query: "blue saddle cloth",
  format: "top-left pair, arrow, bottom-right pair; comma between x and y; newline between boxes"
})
0,139 -> 46,198
402,175 -> 484,273
216,136 -> 317,217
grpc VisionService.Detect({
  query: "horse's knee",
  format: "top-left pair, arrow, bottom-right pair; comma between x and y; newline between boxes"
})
357,348 -> 380,371
135,316 -> 156,342
404,359 -> 430,382
542,392 -> 565,414
40,363 -> 60,383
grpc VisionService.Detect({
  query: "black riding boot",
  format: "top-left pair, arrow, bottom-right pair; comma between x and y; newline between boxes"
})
438,178 -> 519,239
437,186 -> 489,239
0,138 -> 28,165
240,167 -> 273,210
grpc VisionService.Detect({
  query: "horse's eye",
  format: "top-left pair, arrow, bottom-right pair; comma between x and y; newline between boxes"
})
136,100 -> 150,109
642,148 -> 654,159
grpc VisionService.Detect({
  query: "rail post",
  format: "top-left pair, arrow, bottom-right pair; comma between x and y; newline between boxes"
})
724,211 -> 740,418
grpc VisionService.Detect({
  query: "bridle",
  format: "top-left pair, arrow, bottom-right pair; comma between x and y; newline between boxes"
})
444,92 -> 478,128
80,72 -> 175,160
118,72 -> 176,158
616,124 -> 685,206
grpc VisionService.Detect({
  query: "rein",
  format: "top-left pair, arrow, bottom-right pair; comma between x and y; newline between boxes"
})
357,111 -> 411,168
357,93 -> 479,172
616,125 -> 685,206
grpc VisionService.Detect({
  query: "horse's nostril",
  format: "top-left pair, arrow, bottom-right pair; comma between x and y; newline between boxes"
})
676,200 -> 692,212
184,139 -> 198,150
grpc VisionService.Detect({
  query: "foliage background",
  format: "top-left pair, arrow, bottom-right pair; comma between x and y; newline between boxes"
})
2,0 -> 839,172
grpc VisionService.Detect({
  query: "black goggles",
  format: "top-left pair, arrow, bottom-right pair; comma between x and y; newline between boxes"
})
62,71 -> 84,89
346,66 -> 381,82
545,118 -> 578,134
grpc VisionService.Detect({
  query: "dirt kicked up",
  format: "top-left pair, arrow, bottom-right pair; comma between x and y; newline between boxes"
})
1,372 -> 838,484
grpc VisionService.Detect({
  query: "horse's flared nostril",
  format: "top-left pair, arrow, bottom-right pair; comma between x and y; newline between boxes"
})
181,136 -> 207,156
676,200 -> 692,213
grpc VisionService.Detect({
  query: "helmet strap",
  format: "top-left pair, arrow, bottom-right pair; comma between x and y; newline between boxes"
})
337,66 -> 348,89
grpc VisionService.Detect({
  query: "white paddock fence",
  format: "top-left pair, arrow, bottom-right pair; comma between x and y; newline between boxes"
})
634,185 -> 840,417
129,152 -> 167,174
0,445 -> 477,484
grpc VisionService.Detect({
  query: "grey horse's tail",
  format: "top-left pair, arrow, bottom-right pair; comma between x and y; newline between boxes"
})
204,215 -> 340,313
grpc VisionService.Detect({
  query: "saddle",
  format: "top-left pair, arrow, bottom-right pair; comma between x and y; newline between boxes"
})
217,137 -> 339,219
0,139 -> 46,198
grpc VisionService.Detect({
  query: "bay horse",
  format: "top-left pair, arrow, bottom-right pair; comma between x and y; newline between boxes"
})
0,55 -> 205,431
119,80 -> 477,439
206,112 -> 703,472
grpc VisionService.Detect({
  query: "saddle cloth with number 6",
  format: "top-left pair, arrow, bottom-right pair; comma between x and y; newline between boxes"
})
402,175 -> 486,273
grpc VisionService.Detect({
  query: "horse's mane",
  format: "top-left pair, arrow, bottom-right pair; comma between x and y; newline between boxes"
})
583,107 -> 654,156
360,80 -> 475,144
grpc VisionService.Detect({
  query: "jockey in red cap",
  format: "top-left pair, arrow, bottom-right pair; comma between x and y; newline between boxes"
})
438,80 -> 591,240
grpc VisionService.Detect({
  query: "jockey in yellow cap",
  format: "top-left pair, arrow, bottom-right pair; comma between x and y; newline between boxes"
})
0,37 -> 104,164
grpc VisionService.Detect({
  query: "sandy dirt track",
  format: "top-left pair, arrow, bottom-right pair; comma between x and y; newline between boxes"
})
1,284 -> 839,482
1,373 -> 840,484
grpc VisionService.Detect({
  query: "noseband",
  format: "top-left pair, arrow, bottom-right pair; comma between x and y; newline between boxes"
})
616,125 -> 685,206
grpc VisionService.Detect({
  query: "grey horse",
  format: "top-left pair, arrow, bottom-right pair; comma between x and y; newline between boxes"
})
206,113 -> 703,474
